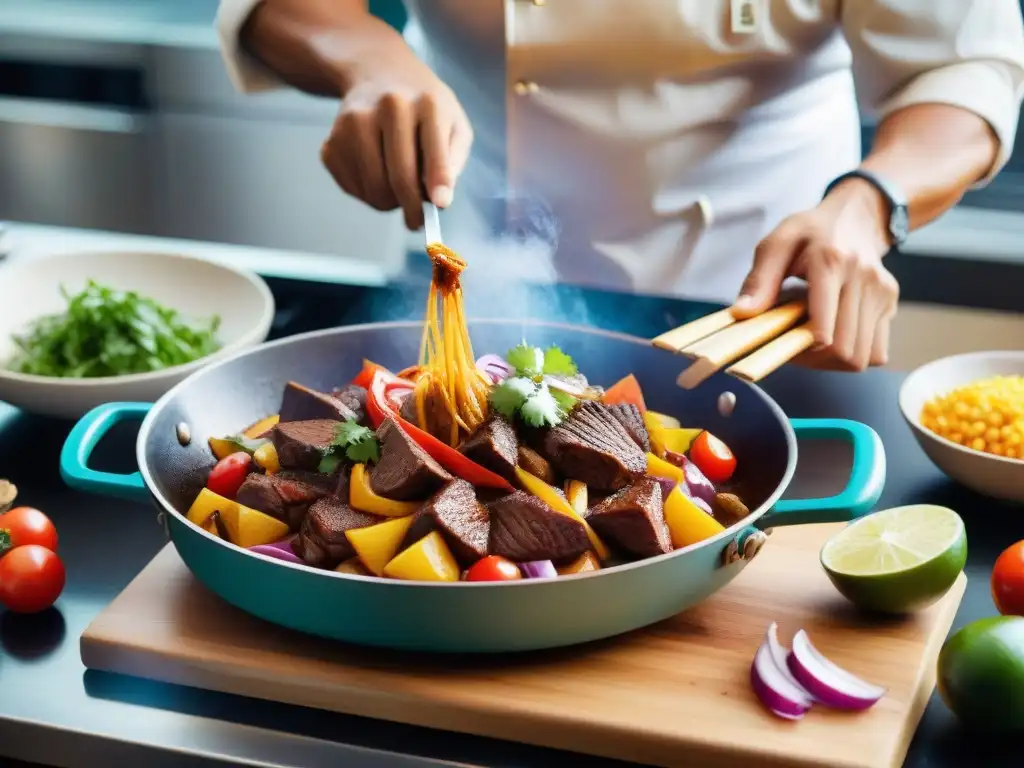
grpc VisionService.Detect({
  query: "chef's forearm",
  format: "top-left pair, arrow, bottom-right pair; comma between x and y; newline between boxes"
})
241,0 -> 408,96
858,104 -> 1001,230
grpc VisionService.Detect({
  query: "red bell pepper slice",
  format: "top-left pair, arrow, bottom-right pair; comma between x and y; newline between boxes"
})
397,416 -> 513,491
351,359 -> 389,390
367,370 -> 414,428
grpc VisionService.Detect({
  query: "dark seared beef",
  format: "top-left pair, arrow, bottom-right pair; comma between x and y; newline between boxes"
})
235,473 -> 286,521
488,491 -> 589,562
279,381 -> 358,424
236,471 -> 337,531
459,416 -> 518,481
370,417 -> 452,500
401,479 -> 490,565
606,403 -> 650,452
588,477 -> 671,558
542,401 -> 645,491
517,445 -> 557,485
275,470 -> 339,495
399,389 -> 455,444
330,384 -> 368,425
293,496 -> 382,568
271,419 -> 337,471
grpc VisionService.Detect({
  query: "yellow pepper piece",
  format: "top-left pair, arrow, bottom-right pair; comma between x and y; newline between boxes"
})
646,452 -> 686,484
643,412 -> 669,457
515,467 -> 610,560
346,515 -> 415,576
383,531 -> 460,582
349,463 -> 420,517
335,557 -> 371,576
647,410 -> 681,429
664,486 -> 725,548
253,442 -> 280,474
244,414 -> 280,439
186,488 -> 288,547
565,480 -> 588,518
557,551 -> 601,575
661,428 -> 702,455
208,437 -> 239,461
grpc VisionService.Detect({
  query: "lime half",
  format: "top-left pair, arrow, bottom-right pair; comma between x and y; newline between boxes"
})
820,504 -> 967,614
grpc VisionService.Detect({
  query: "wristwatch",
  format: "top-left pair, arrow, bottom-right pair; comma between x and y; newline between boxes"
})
823,169 -> 910,247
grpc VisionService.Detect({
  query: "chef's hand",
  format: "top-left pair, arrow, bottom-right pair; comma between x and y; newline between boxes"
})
730,179 -> 900,371
321,53 -> 473,231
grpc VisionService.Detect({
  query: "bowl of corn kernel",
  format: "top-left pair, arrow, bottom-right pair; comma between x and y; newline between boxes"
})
899,351 -> 1024,502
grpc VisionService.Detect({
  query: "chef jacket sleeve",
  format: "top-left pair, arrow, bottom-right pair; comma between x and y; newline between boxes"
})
842,0 -> 1024,184
217,0 -> 281,93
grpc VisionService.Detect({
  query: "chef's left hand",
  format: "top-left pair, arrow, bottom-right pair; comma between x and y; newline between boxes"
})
730,178 -> 900,371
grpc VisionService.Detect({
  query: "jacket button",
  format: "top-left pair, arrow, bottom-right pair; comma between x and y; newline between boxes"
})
513,80 -> 540,95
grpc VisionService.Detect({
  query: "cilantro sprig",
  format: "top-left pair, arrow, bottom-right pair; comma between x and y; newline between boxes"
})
490,344 -> 580,428
318,419 -> 381,473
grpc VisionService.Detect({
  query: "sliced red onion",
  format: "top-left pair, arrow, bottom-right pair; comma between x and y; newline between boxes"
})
519,560 -> 558,579
750,638 -> 812,720
476,354 -> 514,384
689,495 -> 713,516
766,623 -> 813,698
666,452 -> 717,505
787,629 -> 886,710
653,475 -> 677,501
249,536 -> 304,565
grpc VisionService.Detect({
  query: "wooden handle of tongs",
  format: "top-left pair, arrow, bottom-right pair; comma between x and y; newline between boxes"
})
726,322 -> 816,382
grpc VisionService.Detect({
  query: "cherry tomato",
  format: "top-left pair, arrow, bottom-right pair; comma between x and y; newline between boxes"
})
464,556 -> 522,582
689,430 -> 737,484
207,452 -> 253,498
0,545 -> 66,613
992,540 -> 1024,616
0,506 -> 58,555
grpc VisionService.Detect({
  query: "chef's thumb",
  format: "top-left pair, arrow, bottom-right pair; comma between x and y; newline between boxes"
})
731,239 -> 791,319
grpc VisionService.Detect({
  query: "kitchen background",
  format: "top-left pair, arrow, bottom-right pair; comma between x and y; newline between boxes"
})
1,0 -> 1022,367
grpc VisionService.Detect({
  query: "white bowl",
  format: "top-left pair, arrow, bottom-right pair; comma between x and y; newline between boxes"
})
0,250 -> 274,418
899,351 -> 1024,502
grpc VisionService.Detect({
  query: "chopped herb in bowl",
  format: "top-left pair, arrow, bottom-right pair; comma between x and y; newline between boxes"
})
7,280 -> 221,378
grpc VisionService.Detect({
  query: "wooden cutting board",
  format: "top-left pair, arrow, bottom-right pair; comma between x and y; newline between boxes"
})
81,524 -> 966,768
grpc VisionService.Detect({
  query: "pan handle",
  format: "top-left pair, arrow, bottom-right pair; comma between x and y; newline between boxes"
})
60,402 -> 152,503
758,418 -> 886,528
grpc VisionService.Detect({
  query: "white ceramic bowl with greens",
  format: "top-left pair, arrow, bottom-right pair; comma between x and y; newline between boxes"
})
0,251 -> 274,419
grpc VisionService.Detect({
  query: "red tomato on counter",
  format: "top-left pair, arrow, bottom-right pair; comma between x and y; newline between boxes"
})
993,540 -> 1024,616
465,556 -> 522,582
207,452 -> 253,499
0,506 -> 58,554
0,545 -> 65,613
689,431 -> 737,484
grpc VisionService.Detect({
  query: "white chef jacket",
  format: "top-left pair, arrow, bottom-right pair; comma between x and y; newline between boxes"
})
218,0 -> 1024,303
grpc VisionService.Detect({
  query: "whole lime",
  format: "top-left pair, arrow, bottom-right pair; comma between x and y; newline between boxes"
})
938,615 -> 1024,731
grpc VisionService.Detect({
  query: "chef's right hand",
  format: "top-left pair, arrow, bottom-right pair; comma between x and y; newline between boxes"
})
321,53 -> 473,231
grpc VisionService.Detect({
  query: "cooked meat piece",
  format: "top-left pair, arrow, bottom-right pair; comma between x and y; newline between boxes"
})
459,416 -> 518,481
234,471 -> 331,531
488,491 -> 590,562
293,496 -> 382,568
712,492 -> 750,524
271,419 -> 338,471
588,477 -> 671,558
402,479 -> 490,565
399,388 -> 456,444
371,417 -> 452,500
542,401 -> 645,491
279,381 -> 359,424
275,470 -> 339,496
330,384 -> 368,425
517,444 -> 557,485
235,473 -> 286,521
606,403 -> 650,452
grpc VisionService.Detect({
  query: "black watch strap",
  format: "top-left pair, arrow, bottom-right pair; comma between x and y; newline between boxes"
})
823,169 -> 910,246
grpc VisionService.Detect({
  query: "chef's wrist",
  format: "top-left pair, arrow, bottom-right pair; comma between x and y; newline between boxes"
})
820,176 -> 893,252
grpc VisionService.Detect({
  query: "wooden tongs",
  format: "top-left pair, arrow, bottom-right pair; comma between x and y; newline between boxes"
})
653,301 -> 815,389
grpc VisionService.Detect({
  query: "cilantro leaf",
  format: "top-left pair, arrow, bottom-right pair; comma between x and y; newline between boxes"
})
318,453 -> 343,475
317,418 -> 381,472
490,376 -> 534,419
332,419 -> 375,449
505,343 -> 544,377
520,383 -> 567,428
542,346 -> 577,377
550,388 -> 578,414
345,437 -> 380,464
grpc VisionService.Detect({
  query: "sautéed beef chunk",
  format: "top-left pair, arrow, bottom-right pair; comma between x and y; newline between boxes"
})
371,417 -> 452,500
236,470 -> 340,531
235,473 -> 285,520
398,389 -> 456,445
488,491 -> 590,562
517,445 -> 557,485
588,477 -> 671,558
279,381 -> 359,423
271,419 -> 338,471
402,479 -> 490,565
606,403 -> 650,452
329,384 -> 369,425
459,415 -> 518,481
542,401 -> 645,491
294,497 -> 383,568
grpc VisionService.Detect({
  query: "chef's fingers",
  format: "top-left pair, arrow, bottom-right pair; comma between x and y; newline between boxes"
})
418,97 -> 455,209
381,95 -> 424,230
802,245 -> 843,348
732,224 -> 804,318
869,308 -> 893,367
321,124 -> 365,201
448,117 -> 473,181
830,270 -> 865,370
348,113 -> 397,212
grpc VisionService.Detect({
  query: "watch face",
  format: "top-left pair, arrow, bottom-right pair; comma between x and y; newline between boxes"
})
891,205 -> 910,243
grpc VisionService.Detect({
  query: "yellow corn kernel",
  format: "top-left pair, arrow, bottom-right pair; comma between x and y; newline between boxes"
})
920,375 -> 1024,461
